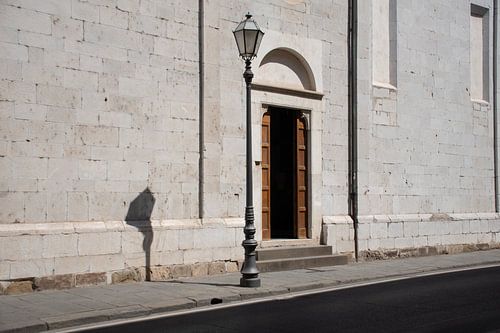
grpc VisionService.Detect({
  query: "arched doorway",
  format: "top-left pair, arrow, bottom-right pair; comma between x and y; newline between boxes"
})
254,45 -> 320,241
261,107 -> 308,240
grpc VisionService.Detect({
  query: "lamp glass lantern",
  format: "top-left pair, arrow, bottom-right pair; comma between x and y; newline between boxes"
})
233,14 -> 264,60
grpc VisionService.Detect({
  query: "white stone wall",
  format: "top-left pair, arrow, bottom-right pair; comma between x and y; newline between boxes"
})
0,0 -> 210,283
201,0 -> 349,220
323,214 -> 500,257
200,0 -> 349,241
0,0 -> 200,224
324,0 -> 500,256
322,215 -> 355,254
358,0 -> 496,215
320,0 -> 350,217
0,218 -> 243,281
0,0 -> 352,282
358,213 -> 500,252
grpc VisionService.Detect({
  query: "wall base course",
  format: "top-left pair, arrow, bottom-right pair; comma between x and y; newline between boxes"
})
34,274 -> 74,290
0,218 -> 243,292
75,272 -> 107,287
360,243 -> 500,261
323,213 -> 500,255
0,260 -> 242,295
12,281 -> 35,294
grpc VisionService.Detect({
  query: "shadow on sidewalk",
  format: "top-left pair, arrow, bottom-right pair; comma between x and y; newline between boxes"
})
125,188 -> 156,281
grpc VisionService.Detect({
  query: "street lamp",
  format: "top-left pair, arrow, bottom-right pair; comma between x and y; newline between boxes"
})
233,13 -> 264,288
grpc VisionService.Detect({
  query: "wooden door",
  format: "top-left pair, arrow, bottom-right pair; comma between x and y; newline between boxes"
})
261,112 -> 271,240
295,115 -> 308,239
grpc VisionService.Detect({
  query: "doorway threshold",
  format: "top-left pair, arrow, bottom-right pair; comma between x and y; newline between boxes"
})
259,238 -> 318,249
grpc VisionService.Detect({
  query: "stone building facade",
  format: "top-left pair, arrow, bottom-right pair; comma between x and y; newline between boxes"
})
0,0 -> 499,289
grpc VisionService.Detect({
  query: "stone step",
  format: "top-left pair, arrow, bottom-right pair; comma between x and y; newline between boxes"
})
257,254 -> 349,273
256,245 -> 333,261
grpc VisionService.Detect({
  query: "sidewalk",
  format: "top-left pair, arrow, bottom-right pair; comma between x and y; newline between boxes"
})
1,250 -> 500,333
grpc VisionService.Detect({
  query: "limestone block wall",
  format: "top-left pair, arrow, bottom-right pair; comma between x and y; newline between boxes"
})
0,0 -> 200,225
323,214 -> 500,258
0,0 -> 353,284
202,0 -> 349,235
0,219 -> 243,284
0,0 -> 211,284
327,0 -> 500,257
321,216 -> 355,255
320,0 -> 350,217
358,0 -> 497,215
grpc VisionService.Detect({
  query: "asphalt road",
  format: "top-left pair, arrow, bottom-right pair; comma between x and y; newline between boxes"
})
82,266 -> 500,333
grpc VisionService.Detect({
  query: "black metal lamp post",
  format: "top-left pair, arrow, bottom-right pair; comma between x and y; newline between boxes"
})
233,13 -> 264,288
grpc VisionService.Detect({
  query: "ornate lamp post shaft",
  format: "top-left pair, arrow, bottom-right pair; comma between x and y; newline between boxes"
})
233,13 -> 264,288
240,59 -> 260,287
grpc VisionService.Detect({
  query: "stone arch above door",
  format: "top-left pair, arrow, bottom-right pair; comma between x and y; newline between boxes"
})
256,47 -> 317,92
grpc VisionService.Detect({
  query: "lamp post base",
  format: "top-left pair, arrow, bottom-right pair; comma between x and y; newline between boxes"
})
240,277 -> 261,288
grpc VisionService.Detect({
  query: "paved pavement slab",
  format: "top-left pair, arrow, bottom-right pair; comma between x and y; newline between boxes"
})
0,250 -> 499,332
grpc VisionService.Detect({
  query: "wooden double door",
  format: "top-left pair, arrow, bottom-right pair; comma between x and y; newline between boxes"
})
262,107 -> 308,240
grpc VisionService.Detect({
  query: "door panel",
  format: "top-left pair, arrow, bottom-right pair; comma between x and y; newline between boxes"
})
263,109 -> 309,240
296,115 -> 308,239
261,112 -> 271,240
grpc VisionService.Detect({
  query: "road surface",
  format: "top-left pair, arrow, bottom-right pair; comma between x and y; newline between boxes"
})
79,266 -> 500,333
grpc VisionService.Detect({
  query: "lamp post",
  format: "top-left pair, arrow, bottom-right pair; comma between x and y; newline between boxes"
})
233,13 -> 264,288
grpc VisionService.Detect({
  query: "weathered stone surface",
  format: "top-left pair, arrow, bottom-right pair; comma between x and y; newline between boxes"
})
76,272 -> 106,287
35,274 -> 74,290
226,261 -> 239,273
150,266 -> 171,281
191,263 -> 209,277
111,269 -> 142,284
170,265 -> 191,279
208,262 -> 225,275
3,280 -> 34,294
78,232 -> 122,256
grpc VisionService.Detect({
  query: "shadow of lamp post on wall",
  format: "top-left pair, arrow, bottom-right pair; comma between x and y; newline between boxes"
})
233,13 -> 265,288
125,188 -> 156,281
